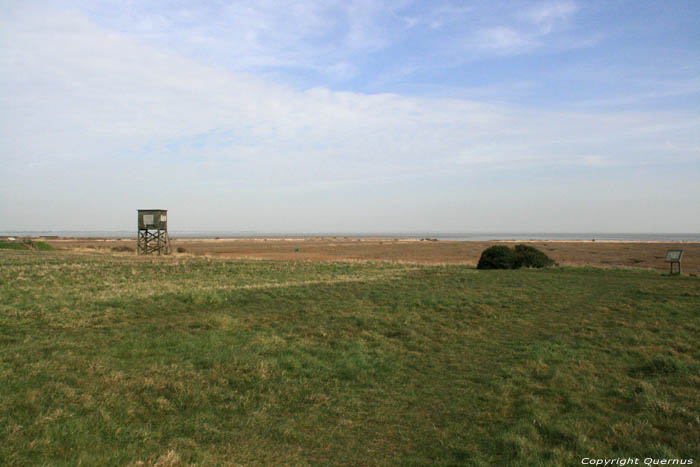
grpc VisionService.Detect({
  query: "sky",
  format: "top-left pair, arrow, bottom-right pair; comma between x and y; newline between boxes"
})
1,0 -> 699,233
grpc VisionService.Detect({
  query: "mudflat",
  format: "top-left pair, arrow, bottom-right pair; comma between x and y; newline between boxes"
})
46,237 -> 700,274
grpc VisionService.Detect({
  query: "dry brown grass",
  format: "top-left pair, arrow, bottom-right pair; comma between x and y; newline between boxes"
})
46,237 -> 700,274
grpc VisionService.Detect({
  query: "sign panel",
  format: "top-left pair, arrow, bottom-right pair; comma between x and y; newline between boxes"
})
665,250 -> 683,262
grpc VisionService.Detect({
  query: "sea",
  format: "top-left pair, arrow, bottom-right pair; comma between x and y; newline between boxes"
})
2,231 -> 699,242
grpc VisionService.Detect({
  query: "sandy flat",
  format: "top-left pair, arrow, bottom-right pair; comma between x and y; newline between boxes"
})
43,237 -> 700,274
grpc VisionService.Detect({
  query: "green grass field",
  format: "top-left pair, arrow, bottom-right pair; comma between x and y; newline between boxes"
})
1,250 -> 698,466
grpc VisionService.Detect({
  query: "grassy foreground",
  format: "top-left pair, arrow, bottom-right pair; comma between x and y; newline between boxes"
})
1,250 -> 698,466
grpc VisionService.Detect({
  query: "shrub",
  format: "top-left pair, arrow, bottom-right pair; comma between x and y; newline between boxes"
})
513,244 -> 554,268
176,247 -> 186,253
35,241 -> 54,251
477,245 -> 555,270
477,246 -> 517,270
112,245 -> 134,253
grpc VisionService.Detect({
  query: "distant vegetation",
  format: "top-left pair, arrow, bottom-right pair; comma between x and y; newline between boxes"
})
0,241 -> 26,250
477,244 -> 554,269
111,245 -> 134,253
0,239 -> 53,251
34,241 -> 54,251
1,249 -> 697,465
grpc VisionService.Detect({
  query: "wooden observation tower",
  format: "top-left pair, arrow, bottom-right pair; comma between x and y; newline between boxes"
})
137,209 -> 171,255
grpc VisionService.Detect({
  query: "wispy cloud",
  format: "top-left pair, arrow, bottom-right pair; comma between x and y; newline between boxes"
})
574,77 -> 700,108
1,2 -> 698,232
522,1 -> 578,33
31,0 -> 596,85
2,8 -> 696,179
470,1 -> 582,55
474,26 -> 536,54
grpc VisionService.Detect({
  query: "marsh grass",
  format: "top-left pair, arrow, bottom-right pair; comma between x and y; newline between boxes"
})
0,240 -> 53,251
0,241 -> 27,250
1,250 -> 698,465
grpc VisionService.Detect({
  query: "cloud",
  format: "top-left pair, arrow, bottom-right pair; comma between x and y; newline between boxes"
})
32,1 -> 594,81
474,27 -> 536,53
1,5 -> 698,231
523,1 -> 577,33
70,0 -> 406,77
2,7 -> 697,175
574,77 -> 700,108
470,1 -> 583,55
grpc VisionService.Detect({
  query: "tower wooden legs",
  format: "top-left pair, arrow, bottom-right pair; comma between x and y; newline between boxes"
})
137,229 -> 170,255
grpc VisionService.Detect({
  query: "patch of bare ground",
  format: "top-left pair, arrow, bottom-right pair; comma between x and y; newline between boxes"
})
46,237 -> 700,274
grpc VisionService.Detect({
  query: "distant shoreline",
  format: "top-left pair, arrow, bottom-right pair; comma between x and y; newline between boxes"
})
35,237 -> 700,244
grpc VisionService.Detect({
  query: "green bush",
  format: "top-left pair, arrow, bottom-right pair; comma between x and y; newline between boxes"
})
35,241 -> 54,251
477,245 -> 554,270
477,246 -> 516,270
513,244 -> 554,268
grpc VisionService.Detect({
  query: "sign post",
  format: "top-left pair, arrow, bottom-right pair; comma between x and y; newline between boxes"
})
665,250 -> 683,275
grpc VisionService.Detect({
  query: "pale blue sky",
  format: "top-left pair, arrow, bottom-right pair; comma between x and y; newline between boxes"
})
1,1 -> 699,232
